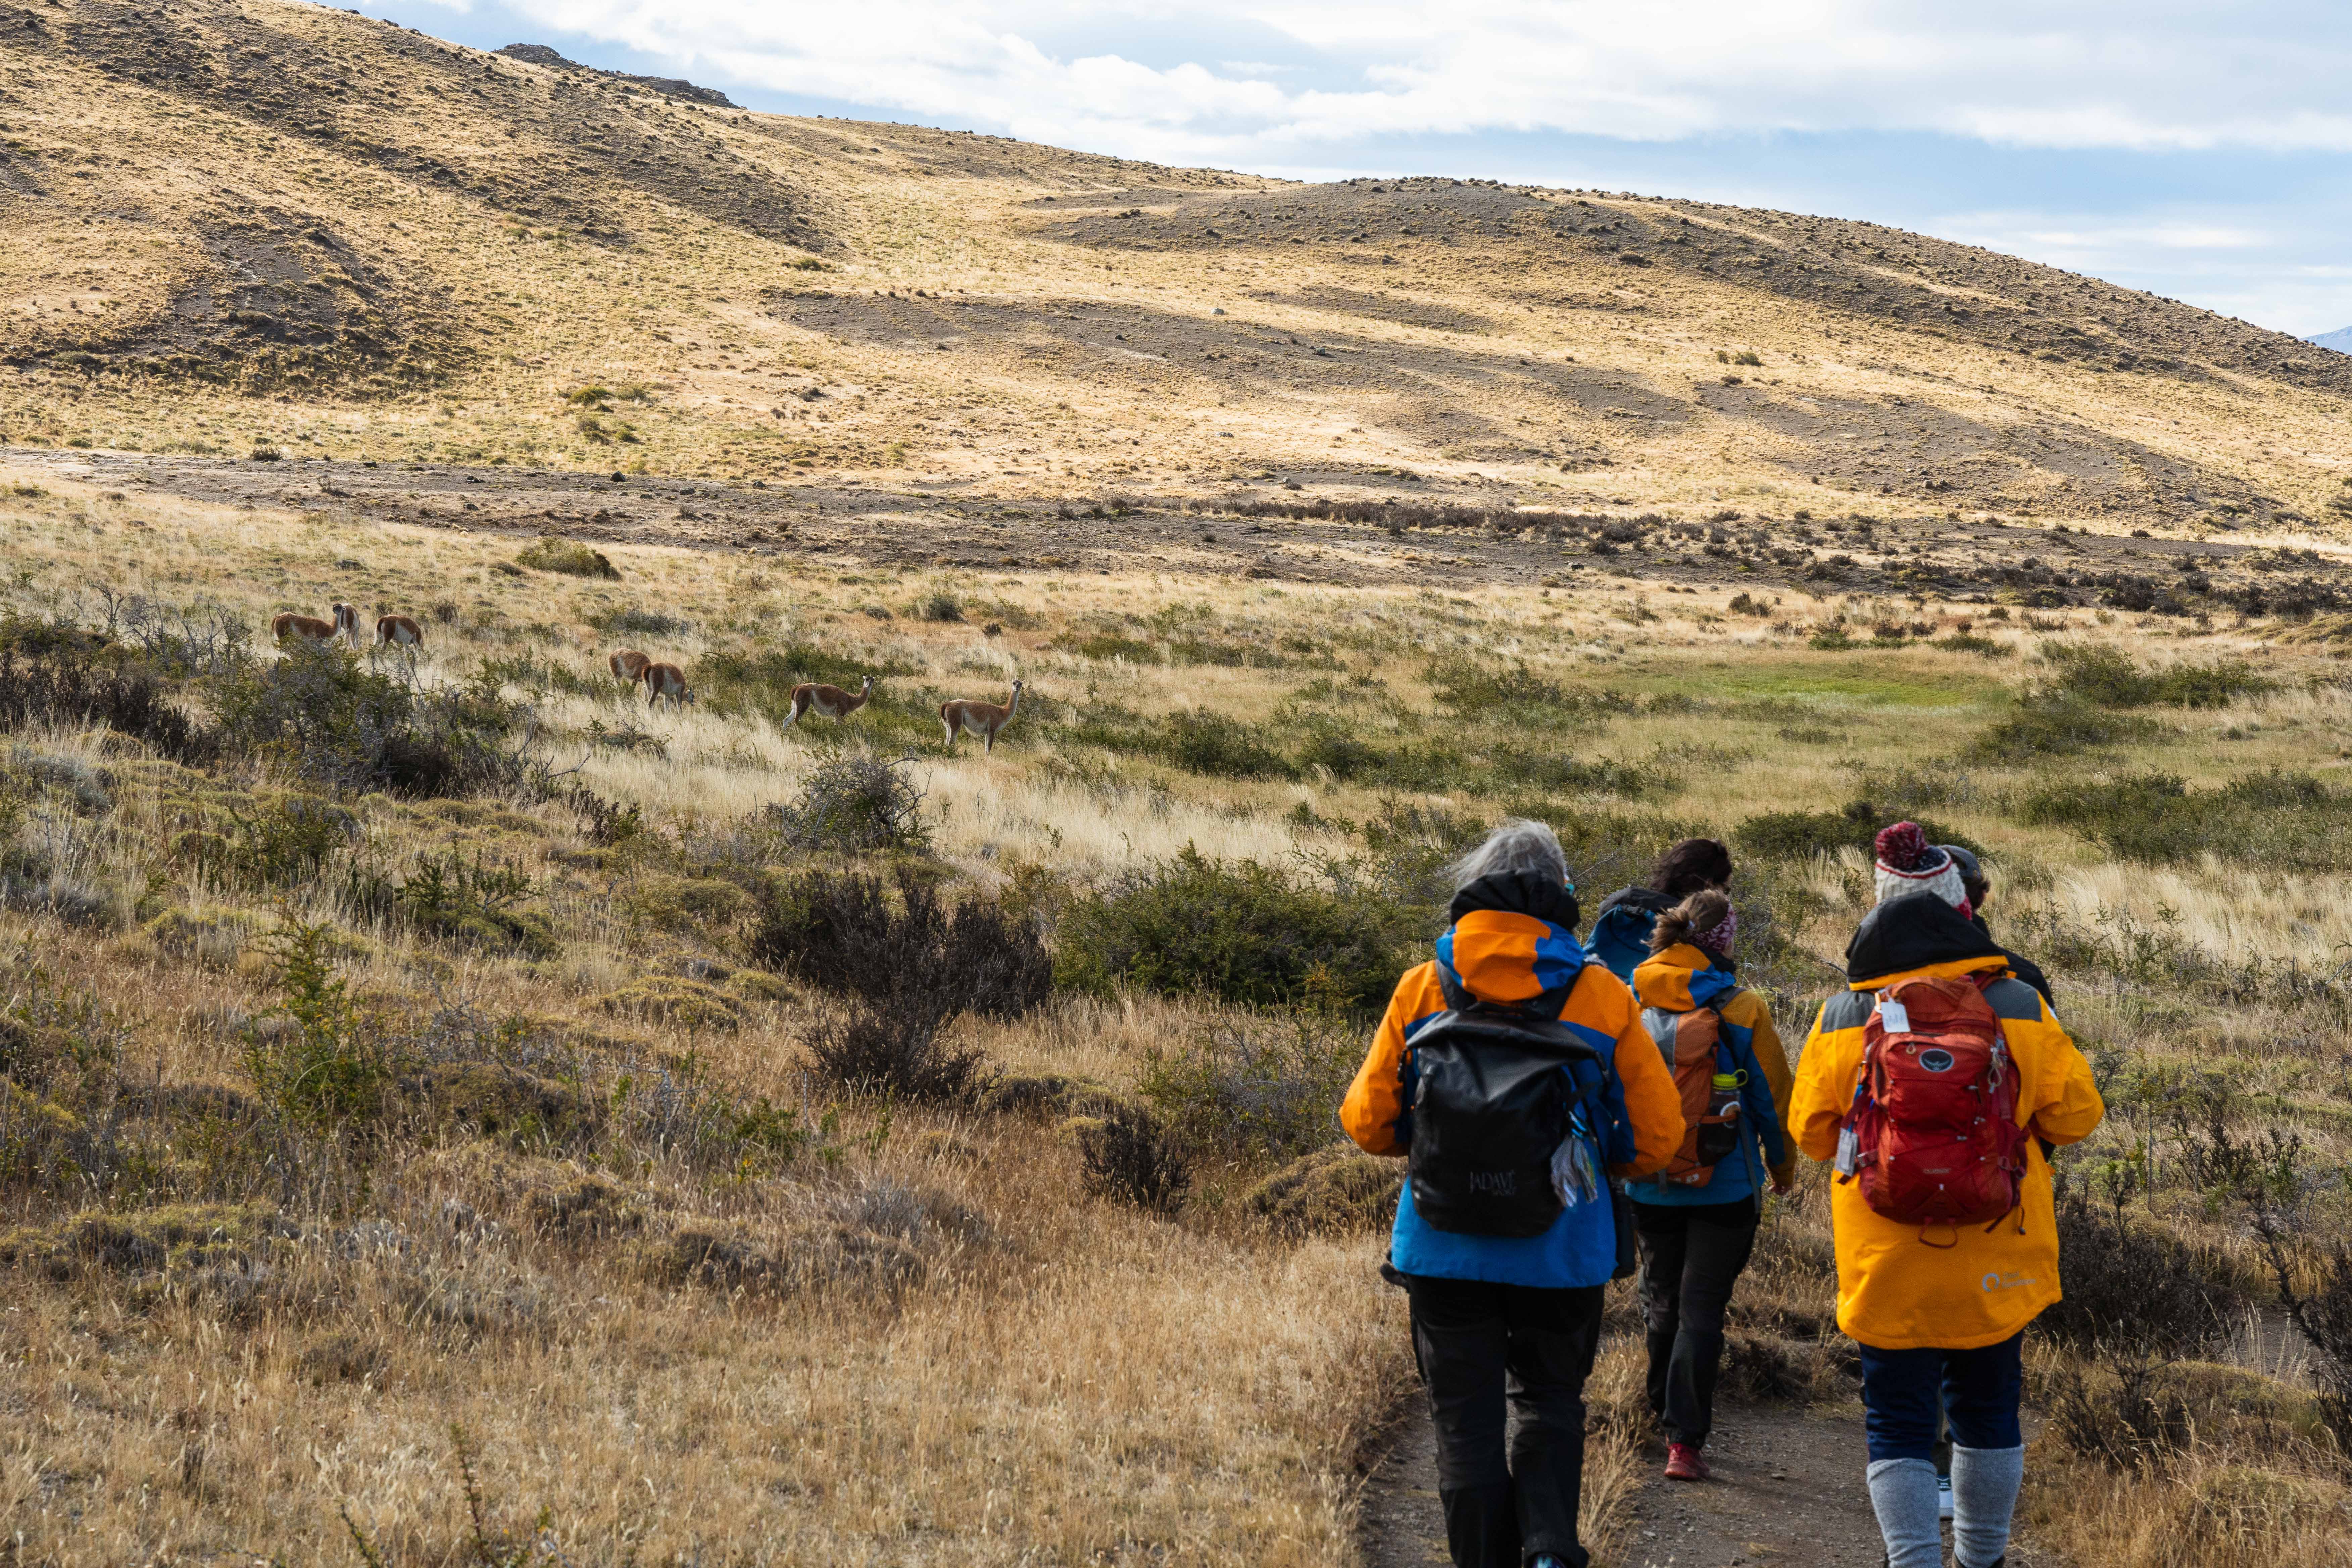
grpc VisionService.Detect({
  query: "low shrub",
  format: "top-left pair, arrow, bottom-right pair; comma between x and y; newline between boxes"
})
516,537 -> 621,579
749,868 -> 1051,1019
800,995 -> 987,1102
1156,710 -> 1296,780
220,794 -> 356,887
244,920 -> 402,1126
211,648 -> 526,798
2039,644 -> 2274,709
342,848 -> 558,956
1933,633 -> 2011,658
597,978 -> 742,1032
0,645 -> 212,763
2041,1195 -> 2237,1356
1242,1143 -> 1399,1235
2048,1358 -> 2196,1470
1074,1101 -> 1191,1214
767,754 -> 928,853
588,605 -> 687,637
2021,771 -> 2352,868
1735,801 -> 1981,863
1056,847 -> 1416,1009
1972,697 -> 2163,758
1137,1009 -> 1356,1160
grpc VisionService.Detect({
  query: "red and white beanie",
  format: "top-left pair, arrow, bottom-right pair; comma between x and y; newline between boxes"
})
1873,822 -> 1970,917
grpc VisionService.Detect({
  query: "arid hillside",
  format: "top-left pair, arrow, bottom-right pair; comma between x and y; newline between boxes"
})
4,0 -> 2352,541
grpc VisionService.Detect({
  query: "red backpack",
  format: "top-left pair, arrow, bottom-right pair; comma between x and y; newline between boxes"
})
1834,974 -> 2028,1245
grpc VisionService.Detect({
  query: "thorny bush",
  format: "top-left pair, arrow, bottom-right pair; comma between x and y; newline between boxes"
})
751,868 -> 1050,1021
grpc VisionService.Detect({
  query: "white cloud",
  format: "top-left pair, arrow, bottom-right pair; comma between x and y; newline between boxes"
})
463,0 -> 2352,159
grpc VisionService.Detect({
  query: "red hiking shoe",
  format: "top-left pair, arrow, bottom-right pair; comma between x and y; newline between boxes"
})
1665,1442 -> 1710,1482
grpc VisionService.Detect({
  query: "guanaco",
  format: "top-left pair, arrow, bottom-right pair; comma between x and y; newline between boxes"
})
781,674 -> 873,728
330,602 -> 363,647
272,611 -> 336,644
940,680 -> 1023,753
645,662 -> 695,709
609,649 -> 653,686
375,613 -> 424,649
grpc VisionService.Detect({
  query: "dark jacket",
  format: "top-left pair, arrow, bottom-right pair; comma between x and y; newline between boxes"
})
1584,885 -> 1675,982
1971,913 -> 2055,1010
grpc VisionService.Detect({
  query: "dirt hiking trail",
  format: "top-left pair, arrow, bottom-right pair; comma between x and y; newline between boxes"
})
1361,1395 -> 2060,1568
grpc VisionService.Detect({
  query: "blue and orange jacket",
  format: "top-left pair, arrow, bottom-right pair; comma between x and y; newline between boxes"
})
1622,943 -> 1796,1209
1341,901 -> 1686,1287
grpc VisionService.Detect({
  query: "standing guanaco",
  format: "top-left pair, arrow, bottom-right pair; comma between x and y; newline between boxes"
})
940,680 -> 1023,753
645,663 -> 695,709
375,613 -> 424,650
272,611 -> 336,644
781,674 -> 873,728
609,649 -> 653,686
330,602 -> 363,647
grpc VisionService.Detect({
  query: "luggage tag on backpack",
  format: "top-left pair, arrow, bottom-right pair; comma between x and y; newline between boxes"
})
1834,1123 -> 1860,1176
1877,997 -> 1911,1034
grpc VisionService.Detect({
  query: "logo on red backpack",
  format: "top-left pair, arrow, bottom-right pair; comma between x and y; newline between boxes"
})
1834,974 -> 2029,1245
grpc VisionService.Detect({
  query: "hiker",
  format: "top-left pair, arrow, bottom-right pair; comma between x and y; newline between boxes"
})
1937,844 -> 2055,1009
1584,837 -> 1734,981
1623,888 -> 1794,1483
1342,818 -> 1686,1568
1789,823 -> 2103,1568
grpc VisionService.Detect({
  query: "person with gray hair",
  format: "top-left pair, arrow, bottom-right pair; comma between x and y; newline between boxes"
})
1344,819 -> 1686,1568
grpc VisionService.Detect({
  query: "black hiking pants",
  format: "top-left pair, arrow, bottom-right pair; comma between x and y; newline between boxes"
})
1404,1273 -> 1605,1568
1631,1198 -> 1759,1449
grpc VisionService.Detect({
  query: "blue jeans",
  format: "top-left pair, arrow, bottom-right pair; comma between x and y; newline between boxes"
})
1857,1333 -> 2024,1463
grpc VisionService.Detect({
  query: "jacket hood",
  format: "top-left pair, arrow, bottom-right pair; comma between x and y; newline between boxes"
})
1449,870 -> 1579,933
1584,886 -> 1671,982
1592,885 -> 1674,921
1437,871 -> 1587,1010
1633,942 -> 1742,1012
1846,892 -> 2006,989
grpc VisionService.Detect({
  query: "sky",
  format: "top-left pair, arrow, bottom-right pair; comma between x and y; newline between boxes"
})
340,0 -> 2352,339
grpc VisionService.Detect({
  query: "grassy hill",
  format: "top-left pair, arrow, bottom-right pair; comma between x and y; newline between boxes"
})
5,0 -> 2352,539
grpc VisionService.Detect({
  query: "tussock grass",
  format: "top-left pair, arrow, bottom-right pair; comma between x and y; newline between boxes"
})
0,448 -> 2345,1565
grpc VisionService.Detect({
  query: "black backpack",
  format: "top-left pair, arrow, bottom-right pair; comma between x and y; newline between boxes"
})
1407,971 -> 1610,1238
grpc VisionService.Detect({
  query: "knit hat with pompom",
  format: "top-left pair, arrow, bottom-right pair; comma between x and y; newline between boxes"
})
1873,821 -> 1970,916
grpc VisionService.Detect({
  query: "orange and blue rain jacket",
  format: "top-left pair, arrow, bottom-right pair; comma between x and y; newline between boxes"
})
1623,943 -> 1796,1208
1341,904 -> 1685,1287
1790,929 -> 2104,1350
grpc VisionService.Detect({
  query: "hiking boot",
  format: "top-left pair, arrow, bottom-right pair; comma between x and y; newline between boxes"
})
1664,1442 -> 1710,1482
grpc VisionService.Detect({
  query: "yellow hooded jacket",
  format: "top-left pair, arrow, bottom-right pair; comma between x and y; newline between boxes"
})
1791,930 -> 2104,1350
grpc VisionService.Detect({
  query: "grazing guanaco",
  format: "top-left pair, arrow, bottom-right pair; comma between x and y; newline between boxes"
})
609,649 -> 652,686
271,611 -> 336,645
330,602 -> 363,647
645,662 -> 695,709
781,674 -> 873,728
375,613 -> 424,650
940,680 -> 1023,753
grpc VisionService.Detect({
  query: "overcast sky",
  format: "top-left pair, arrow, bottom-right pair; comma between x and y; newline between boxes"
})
345,0 -> 2352,338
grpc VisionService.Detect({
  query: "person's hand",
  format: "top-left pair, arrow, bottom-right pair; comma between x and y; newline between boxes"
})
1770,1178 -> 1793,1197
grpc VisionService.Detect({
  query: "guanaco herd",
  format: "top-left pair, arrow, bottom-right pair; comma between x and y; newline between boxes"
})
272,602 -> 423,651
272,602 -> 1022,751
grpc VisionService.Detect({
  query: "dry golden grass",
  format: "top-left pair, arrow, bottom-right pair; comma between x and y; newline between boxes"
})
0,455 -> 2347,1565
3,6 -> 2352,1560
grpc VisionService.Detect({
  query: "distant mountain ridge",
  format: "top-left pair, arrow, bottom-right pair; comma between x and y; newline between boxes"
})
2307,325 -> 2352,355
494,42 -> 735,107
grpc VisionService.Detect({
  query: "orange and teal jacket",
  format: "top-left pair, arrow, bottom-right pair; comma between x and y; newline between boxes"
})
1623,943 -> 1796,1208
1341,899 -> 1685,1288
1788,895 -> 2105,1350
